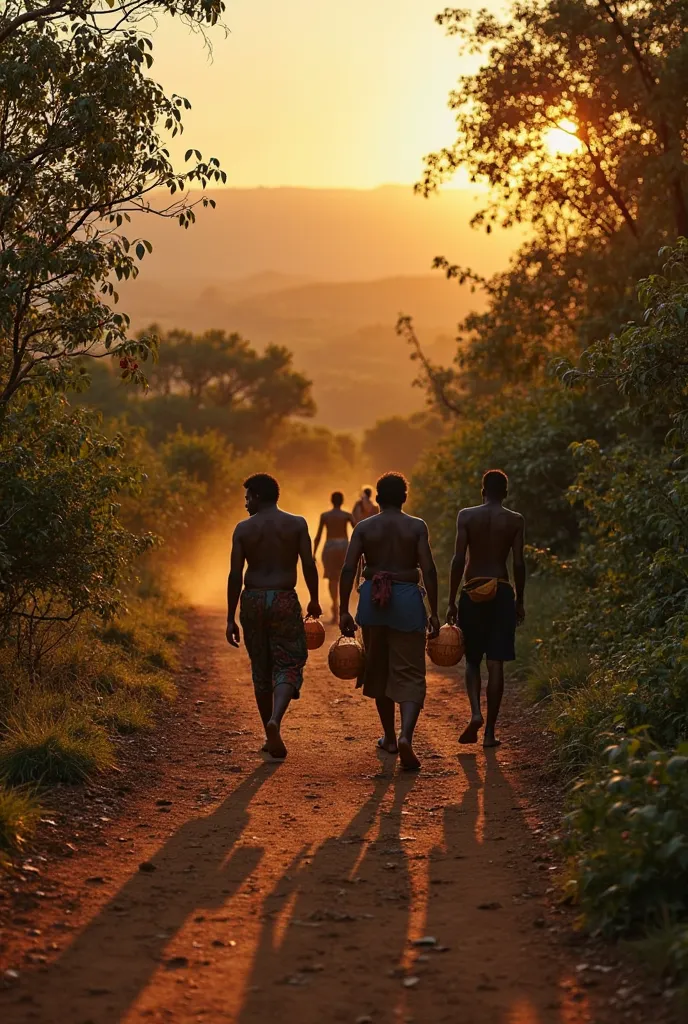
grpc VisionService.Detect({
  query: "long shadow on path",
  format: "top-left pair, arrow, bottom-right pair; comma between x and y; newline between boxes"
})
415,752 -> 585,1024
0,765 -> 277,1024
238,766 -> 419,1024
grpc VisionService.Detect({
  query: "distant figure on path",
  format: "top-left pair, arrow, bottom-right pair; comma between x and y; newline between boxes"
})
226,473 -> 322,759
446,469 -> 525,748
339,473 -> 440,771
352,486 -> 379,525
313,491 -> 355,624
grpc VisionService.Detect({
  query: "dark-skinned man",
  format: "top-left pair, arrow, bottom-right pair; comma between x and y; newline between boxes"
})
339,472 -> 440,771
313,491 -> 355,624
226,473 -> 322,760
446,469 -> 526,748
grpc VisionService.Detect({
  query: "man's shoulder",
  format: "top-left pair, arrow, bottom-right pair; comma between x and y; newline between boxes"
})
458,504 -> 483,519
402,512 -> 428,532
502,505 -> 524,522
278,509 -> 307,528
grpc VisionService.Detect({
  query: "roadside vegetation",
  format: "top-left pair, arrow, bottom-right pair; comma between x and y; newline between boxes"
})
408,0 -> 688,992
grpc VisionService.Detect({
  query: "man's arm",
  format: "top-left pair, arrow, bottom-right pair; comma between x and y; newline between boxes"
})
417,521 -> 440,639
512,516 -> 526,624
226,527 -> 245,647
312,513 -> 325,556
298,519 -> 322,618
339,525 -> 364,635
446,510 -> 468,623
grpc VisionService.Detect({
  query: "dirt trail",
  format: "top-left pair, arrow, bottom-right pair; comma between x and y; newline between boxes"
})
0,610 -> 667,1023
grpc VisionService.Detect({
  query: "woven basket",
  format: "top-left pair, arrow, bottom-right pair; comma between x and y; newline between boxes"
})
328,635 -> 365,680
304,616 -> 326,651
427,623 -> 465,667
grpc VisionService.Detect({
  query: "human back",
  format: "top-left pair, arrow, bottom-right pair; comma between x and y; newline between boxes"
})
322,506 -> 352,542
239,507 -> 306,591
357,510 -> 425,579
462,502 -> 523,582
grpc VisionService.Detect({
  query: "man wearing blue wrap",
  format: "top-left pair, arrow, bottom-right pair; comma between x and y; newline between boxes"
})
339,473 -> 440,770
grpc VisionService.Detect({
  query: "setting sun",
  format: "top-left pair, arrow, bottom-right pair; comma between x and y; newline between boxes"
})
543,118 -> 582,156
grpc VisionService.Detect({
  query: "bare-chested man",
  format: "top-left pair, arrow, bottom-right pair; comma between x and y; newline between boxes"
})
352,486 -> 379,525
226,473 -> 322,759
313,491 -> 355,624
446,469 -> 526,748
340,472 -> 440,771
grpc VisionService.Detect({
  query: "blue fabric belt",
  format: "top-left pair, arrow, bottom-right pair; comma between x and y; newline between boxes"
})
355,580 -> 427,633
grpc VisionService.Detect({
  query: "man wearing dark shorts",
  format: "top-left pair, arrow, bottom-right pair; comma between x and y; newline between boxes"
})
339,473 -> 440,770
313,491 -> 355,623
446,469 -> 525,748
226,473 -> 322,759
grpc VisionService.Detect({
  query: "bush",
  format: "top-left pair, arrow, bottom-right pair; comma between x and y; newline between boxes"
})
0,786 -> 41,856
0,719 -> 114,785
565,738 -> 688,937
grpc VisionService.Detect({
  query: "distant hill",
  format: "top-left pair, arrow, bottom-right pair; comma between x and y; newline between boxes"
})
115,186 -> 521,431
124,185 -> 522,283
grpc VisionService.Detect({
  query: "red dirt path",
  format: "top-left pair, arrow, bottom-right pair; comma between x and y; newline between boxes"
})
0,610 -> 677,1023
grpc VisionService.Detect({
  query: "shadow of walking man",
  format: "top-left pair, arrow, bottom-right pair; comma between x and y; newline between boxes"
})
2,765 -> 277,1024
237,768 -> 419,1024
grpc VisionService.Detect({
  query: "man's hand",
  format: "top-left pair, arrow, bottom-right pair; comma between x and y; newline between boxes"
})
445,601 -> 458,626
427,614 -> 441,640
339,611 -> 357,637
226,620 -> 241,647
307,599 -> 322,619
516,601 -> 525,626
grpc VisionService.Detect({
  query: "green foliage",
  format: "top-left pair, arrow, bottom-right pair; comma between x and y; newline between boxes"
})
0,394 -> 153,668
565,738 -> 688,936
363,412 -> 443,479
0,785 -> 41,856
0,2 -> 226,404
413,385 -> 613,567
0,719 -> 114,785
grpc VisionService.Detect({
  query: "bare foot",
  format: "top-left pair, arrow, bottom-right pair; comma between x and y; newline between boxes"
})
377,736 -> 398,755
458,718 -> 484,744
265,720 -> 287,759
398,736 -> 421,771
483,733 -> 501,748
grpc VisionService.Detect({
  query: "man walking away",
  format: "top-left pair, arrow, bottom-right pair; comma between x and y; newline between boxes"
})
446,469 -> 525,748
352,486 -> 379,525
313,491 -> 355,624
339,473 -> 440,771
226,473 -> 322,759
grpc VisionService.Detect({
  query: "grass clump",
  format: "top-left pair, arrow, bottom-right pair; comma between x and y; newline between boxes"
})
0,719 -> 114,785
0,785 -> 41,855
95,692 -> 154,734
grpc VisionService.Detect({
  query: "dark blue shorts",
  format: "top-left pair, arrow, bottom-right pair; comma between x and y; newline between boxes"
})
458,582 -> 516,664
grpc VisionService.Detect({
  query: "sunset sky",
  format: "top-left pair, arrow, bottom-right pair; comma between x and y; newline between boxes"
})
151,0 -> 497,189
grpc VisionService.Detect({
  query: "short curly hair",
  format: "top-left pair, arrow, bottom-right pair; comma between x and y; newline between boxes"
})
244,473 -> 280,503
376,472 -> 408,508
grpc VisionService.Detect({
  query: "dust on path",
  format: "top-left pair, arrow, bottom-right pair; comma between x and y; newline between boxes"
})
0,610 -> 669,1023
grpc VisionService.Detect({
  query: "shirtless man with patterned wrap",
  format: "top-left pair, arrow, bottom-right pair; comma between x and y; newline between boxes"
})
226,473 -> 321,759
339,472 -> 440,771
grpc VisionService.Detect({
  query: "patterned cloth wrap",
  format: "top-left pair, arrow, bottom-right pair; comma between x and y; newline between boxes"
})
239,589 -> 307,698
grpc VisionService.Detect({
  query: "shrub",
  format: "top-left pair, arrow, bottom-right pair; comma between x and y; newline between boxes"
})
0,719 -> 114,785
565,738 -> 688,938
95,693 -> 154,734
0,786 -> 41,856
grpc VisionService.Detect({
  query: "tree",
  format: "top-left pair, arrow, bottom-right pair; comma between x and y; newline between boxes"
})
0,393 -> 152,669
0,1 -> 226,407
410,1 -> 688,406
421,1 -> 688,240
102,327 -> 316,449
